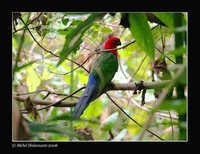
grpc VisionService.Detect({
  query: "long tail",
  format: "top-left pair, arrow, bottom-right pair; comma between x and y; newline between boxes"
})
72,75 -> 98,118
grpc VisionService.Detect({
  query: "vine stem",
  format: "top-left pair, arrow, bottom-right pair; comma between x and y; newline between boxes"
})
105,92 -> 164,140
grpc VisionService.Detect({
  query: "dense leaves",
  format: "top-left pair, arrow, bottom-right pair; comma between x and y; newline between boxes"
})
57,13 -> 104,66
154,13 -> 174,29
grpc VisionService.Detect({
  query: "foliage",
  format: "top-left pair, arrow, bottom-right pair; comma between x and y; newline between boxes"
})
129,13 -> 155,59
12,12 -> 187,141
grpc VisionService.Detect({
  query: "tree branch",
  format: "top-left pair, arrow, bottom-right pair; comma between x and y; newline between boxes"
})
14,80 -> 171,111
15,89 -> 79,99
35,86 -> 86,112
14,95 -> 77,108
105,80 -> 171,91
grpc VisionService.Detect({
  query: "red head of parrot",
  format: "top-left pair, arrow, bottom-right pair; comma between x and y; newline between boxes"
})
104,36 -> 121,57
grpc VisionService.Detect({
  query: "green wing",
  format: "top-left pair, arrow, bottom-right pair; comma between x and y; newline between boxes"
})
91,52 -> 118,96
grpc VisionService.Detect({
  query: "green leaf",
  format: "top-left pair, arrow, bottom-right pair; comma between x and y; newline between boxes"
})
166,46 -> 186,56
48,112 -> 98,124
12,34 -> 21,47
92,31 -> 98,39
13,60 -> 36,73
102,27 -> 112,33
48,113 -> 72,121
57,13 -> 104,66
42,67 -> 53,80
26,65 -> 41,92
57,27 -> 73,36
62,18 -> 69,26
129,13 -> 155,59
78,72 -> 88,84
156,99 -> 186,114
41,28 -> 51,37
153,13 -> 174,28
29,123 -> 64,135
113,129 -> 127,141
101,112 -> 119,131
71,20 -> 83,26
81,100 -> 104,119
48,113 -> 85,122
29,122 -> 78,138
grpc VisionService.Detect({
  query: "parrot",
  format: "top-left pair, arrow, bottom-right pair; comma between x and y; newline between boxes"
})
72,36 -> 121,117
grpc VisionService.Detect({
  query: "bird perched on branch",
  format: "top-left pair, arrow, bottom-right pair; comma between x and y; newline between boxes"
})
72,36 -> 121,117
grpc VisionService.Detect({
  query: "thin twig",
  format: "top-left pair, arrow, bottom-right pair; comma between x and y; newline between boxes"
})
15,89 -> 47,96
50,52 -> 99,75
128,54 -> 148,82
28,24 -> 43,30
155,46 -> 176,64
141,59 -> 152,78
15,89 -> 79,99
83,35 -> 98,47
35,86 -> 86,111
119,56 -> 129,79
13,12 -> 43,34
14,96 -> 77,114
80,45 -> 95,52
105,92 -> 164,140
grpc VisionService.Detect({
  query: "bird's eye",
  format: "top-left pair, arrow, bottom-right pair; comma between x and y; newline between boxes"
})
112,40 -> 116,44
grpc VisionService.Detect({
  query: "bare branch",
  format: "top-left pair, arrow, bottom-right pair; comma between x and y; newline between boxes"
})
15,89 -> 79,99
105,80 -> 171,91
14,95 -> 77,108
14,80 -> 171,110
35,86 -> 86,111
15,89 -> 47,96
